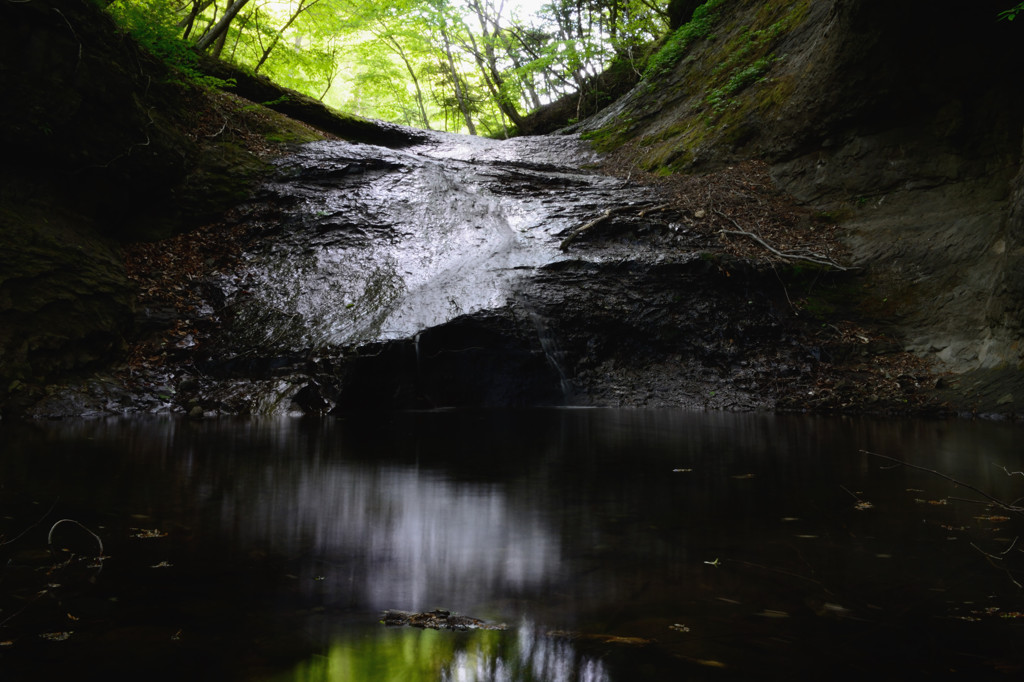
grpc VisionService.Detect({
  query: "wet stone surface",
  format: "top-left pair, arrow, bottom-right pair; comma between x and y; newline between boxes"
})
25,130 -> 930,417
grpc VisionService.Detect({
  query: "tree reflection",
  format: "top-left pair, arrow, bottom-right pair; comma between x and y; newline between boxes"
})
282,621 -> 610,682
218,460 -> 561,609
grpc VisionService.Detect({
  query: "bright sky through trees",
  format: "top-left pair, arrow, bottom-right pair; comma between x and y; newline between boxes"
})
106,1 -> 672,136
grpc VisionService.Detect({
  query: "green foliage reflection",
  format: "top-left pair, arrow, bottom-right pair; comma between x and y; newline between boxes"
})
278,623 -> 611,682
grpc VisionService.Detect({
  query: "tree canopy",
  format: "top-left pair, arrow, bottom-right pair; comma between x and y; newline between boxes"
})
105,0 -> 673,136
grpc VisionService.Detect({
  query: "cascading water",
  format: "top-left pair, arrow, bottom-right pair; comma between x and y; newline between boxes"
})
227,132 -> 657,353
197,130 -> 670,411
31,127 -> 829,418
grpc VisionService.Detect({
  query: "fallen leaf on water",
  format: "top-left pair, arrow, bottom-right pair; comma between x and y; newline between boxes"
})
39,632 -> 73,641
854,501 -> 874,510
601,636 -> 650,645
694,659 -> 726,668
130,528 -> 168,539
151,561 -> 173,568
974,515 -> 1011,522
672,468 -> 693,473
731,473 -> 756,480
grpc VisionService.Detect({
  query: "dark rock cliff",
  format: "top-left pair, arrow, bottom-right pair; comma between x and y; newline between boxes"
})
0,0 -> 322,411
1,0 -> 164,408
580,0 -> 1024,414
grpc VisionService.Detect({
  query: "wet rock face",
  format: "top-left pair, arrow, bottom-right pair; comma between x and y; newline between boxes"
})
22,125 -> 865,418
106,131 -> 828,416
209,134 -> 649,354
178,132 -> 669,413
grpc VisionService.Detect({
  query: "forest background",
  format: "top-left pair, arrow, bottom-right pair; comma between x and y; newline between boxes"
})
101,0 -> 679,138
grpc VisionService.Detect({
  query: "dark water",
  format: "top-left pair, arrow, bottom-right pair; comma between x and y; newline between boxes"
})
1,411 -> 1022,680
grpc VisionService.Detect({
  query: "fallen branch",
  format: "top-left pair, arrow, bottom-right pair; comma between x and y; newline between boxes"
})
207,118 -> 229,138
559,202 -> 672,252
714,209 -> 849,270
560,209 -> 612,251
861,449 -> 1024,517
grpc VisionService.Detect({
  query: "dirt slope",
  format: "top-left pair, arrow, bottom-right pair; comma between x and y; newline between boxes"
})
578,0 -> 1024,416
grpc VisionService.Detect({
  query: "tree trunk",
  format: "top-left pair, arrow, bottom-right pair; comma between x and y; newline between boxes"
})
254,0 -> 319,73
194,0 -> 250,53
178,0 -> 216,39
440,27 -> 476,135
463,27 -> 524,129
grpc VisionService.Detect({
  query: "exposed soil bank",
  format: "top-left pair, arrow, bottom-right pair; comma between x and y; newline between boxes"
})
579,0 -> 1024,417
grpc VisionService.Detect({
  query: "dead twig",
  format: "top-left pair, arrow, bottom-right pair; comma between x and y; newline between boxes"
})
0,499 -> 58,548
47,518 -> 104,557
207,118 -> 229,138
560,209 -> 613,251
861,449 -> 1024,517
969,541 -> 1024,588
559,202 -> 671,251
714,209 -> 849,270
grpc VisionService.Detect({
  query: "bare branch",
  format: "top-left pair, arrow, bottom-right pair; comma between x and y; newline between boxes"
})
861,449 -> 1024,517
714,208 -> 849,270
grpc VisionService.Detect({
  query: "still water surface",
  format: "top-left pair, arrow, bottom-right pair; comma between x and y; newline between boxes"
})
1,410 -> 1022,680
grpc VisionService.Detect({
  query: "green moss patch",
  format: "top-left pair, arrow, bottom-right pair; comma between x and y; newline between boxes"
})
585,0 -> 812,174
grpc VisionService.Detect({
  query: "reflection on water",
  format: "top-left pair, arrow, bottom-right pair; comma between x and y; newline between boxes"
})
1,410 -> 1023,680
225,462 -> 559,609
285,623 -> 609,682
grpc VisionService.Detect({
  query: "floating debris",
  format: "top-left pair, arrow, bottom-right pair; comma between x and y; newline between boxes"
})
130,528 -> 168,539
383,609 -> 507,631
757,610 -> 790,619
